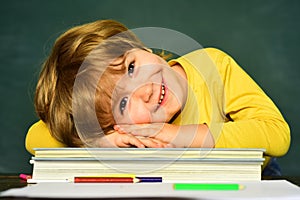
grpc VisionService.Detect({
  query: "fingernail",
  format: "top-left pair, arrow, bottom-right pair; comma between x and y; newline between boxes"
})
114,125 -> 120,130
166,144 -> 173,148
119,128 -> 125,133
156,143 -> 163,148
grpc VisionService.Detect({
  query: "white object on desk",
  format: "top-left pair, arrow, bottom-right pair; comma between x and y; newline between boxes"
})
1,180 -> 300,200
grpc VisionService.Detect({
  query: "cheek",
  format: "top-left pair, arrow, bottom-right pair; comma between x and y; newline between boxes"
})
128,106 -> 152,124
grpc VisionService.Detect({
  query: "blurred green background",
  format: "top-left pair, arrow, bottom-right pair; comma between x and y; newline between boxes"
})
0,0 -> 299,175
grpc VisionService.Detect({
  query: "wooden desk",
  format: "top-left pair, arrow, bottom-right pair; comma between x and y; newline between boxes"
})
0,175 -> 27,193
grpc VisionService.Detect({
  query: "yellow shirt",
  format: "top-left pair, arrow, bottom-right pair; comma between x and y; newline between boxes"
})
25,120 -> 66,155
26,48 -> 290,163
170,48 -> 290,167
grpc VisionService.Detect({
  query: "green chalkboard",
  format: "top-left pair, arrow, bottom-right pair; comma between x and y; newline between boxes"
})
0,0 -> 299,175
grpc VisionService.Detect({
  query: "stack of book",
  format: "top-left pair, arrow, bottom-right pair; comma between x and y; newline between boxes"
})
29,148 -> 265,183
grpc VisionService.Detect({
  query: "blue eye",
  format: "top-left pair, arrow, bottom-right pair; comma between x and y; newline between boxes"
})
128,62 -> 134,77
119,97 -> 128,115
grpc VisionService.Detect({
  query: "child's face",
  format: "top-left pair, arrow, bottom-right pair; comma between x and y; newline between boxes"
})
111,49 -> 187,125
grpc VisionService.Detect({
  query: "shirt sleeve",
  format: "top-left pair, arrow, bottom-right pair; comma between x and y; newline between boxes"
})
25,120 -> 66,155
208,48 -> 290,157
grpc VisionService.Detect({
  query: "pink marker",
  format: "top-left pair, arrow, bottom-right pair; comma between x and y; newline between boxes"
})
19,174 -> 32,180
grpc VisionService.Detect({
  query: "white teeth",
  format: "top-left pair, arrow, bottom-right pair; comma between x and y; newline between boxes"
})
158,84 -> 165,104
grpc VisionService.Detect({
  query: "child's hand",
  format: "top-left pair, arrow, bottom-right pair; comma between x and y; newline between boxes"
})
114,123 -> 184,147
95,130 -> 169,148
114,123 -> 214,148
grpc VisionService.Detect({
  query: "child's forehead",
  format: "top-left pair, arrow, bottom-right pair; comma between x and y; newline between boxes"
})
109,48 -> 131,61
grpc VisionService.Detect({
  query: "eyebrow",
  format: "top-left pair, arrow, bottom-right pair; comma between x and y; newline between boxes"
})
110,56 -> 125,67
109,48 -> 135,66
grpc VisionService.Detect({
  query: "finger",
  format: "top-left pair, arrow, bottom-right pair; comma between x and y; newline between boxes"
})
119,123 -> 164,137
120,134 -> 145,148
147,138 -> 169,148
138,137 -> 168,148
139,139 -> 162,148
166,143 -> 176,148
113,125 -> 126,134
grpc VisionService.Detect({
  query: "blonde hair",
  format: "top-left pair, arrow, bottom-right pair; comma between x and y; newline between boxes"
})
35,19 -> 146,147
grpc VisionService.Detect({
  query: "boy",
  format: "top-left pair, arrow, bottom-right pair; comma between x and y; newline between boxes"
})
26,19 -> 290,172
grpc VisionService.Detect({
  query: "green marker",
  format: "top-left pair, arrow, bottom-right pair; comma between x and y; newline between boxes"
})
174,183 -> 244,191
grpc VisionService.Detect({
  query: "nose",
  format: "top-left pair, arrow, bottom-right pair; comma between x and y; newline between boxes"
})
133,83 -> 153,103
127,83 -> 155,124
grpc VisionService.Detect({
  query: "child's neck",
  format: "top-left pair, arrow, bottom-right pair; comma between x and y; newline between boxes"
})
171,63 -> 187,80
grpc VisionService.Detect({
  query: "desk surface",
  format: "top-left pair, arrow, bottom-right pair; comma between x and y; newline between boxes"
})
0,175 -> 27,193
0,175 -> 300,192
1,175 -> 300,200
0,175 -> 298,191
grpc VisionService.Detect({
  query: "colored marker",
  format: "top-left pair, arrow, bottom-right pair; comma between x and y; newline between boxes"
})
173,183 -> 244,191
19,174 -> 32,181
